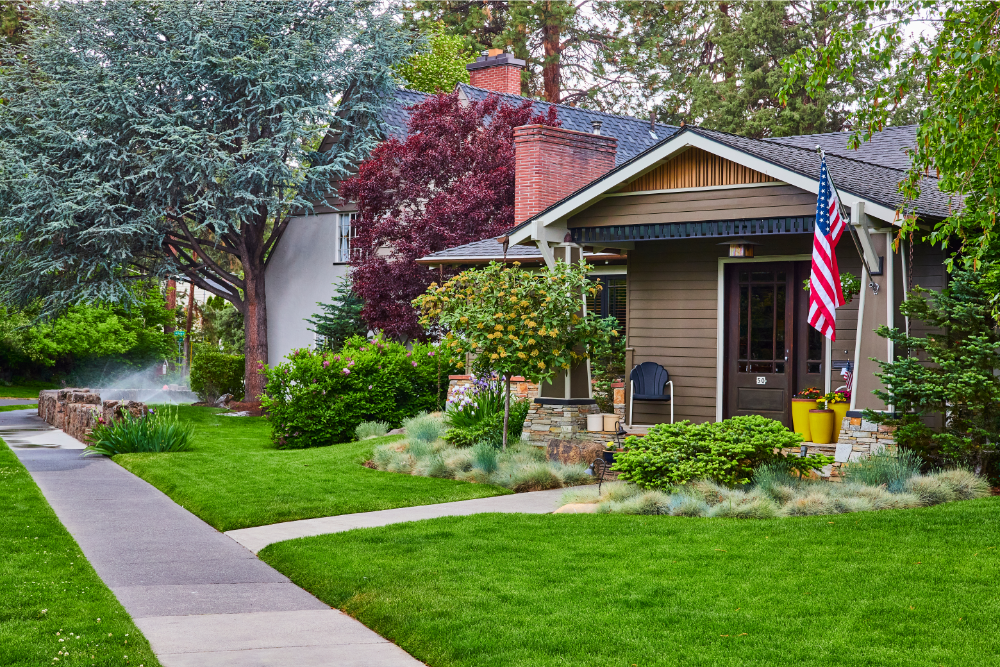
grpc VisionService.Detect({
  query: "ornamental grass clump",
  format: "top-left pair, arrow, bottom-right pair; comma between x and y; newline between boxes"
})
369,414 -> 590,492
843,447 -> 923,491
557,450 -> 990,517
85,406 -> 193,456
356,420 -> 390,440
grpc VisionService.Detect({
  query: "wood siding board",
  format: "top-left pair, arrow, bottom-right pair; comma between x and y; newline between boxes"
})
624,146 -> 778,192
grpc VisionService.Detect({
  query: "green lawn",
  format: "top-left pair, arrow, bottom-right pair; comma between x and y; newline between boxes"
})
0,382 -> 57,399
0,404 -> 37,413
114,406 -> 509,531
0,440 -> 160,667
260,499 -> 1000,667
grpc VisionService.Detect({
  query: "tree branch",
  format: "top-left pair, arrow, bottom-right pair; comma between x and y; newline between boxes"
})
166,223 -> 246,290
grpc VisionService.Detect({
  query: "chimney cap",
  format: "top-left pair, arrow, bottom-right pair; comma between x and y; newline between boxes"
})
467,51 -> 526,72
591,120 -> 602,135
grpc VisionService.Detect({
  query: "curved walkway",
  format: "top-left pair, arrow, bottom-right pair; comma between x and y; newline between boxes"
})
226,487 -> 568,553
2,409 -> 568,666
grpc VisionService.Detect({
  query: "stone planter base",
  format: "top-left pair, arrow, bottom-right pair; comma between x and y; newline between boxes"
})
39,389 -> 148,443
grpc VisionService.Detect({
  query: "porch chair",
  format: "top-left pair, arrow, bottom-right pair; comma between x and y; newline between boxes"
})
628,361 -> 674,426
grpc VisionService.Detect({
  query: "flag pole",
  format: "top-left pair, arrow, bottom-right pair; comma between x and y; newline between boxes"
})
816,146 -> 878,277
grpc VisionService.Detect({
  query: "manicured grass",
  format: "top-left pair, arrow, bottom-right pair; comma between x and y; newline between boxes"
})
0,404 -> 37,413
0,382 -> 57,399
114,406 -> 509,531
0,440 -> 160,667
261,499 -> 1000,667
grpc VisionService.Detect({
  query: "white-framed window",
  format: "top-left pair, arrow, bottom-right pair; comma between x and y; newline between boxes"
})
337,212 -> 356,263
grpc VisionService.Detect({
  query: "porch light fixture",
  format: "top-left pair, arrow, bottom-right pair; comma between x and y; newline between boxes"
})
719,237 -> 758,258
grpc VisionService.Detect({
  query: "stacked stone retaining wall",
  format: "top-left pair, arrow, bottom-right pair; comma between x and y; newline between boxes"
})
38,389 -> 147,443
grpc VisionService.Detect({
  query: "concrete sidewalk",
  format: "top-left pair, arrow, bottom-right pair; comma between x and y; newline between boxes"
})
227,487 -> 568,554
4,408 -> 424,667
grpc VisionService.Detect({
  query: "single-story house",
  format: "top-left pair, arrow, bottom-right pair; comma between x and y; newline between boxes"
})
427,117 -> 949,428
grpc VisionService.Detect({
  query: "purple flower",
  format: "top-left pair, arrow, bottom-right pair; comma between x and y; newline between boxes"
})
360,346 -> 366,351
412,361 -> 418,367
428,351 -> 435,357
322,361 -> 330,368
335,355 -> 340,361
342,368 -> 350,375
368,385 -> 373,390
406,352 -> 411,357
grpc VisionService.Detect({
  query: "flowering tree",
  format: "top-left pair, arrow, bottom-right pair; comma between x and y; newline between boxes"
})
413,260 -> 618,449
340,91 -> 559,341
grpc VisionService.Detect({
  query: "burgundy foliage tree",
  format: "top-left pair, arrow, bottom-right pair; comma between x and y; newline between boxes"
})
340,91 -> 559,340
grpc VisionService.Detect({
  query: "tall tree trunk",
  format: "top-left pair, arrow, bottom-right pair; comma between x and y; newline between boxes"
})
242,257 -> 268,412
541,3 -> 561,104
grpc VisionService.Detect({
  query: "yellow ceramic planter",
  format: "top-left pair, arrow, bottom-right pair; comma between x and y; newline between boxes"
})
808,409 -> 836,444
830,402 -> 849,441
791,399 -> 819,441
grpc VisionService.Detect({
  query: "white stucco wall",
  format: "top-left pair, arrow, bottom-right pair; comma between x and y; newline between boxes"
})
265,213 -> 350,365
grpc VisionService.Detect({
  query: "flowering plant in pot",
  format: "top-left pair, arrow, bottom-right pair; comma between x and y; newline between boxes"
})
792,387 -> 823,440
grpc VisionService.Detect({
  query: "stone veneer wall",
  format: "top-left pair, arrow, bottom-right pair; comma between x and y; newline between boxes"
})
446,375 -> 540,403
791,415 -> 897,480
38,389 -> 148,443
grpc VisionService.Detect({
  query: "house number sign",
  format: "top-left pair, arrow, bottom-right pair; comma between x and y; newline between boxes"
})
756,376 -> 767,385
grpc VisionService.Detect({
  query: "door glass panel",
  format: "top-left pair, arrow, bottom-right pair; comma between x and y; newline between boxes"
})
775,284 -> 786,356
739,285 -> 749,361
751,271 -> 772,282
807,326 -> 823,374
749,286 -> 775,361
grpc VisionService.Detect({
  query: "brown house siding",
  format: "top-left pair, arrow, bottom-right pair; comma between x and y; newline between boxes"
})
627,235 -> 863,425
569,184 -> 816,228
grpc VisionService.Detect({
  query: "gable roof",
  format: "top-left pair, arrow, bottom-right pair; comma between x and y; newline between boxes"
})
767,125 -> 917,171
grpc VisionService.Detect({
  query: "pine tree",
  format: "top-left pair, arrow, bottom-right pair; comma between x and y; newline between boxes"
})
308,278 -> 367,351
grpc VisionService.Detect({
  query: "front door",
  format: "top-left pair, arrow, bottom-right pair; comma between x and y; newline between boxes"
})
725,264 -> 794,425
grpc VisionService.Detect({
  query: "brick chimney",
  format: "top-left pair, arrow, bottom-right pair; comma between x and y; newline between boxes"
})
513,125 -> 617,225
466,49 -> 525,96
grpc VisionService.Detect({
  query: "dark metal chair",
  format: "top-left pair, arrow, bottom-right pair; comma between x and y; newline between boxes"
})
629,362 -> 674,426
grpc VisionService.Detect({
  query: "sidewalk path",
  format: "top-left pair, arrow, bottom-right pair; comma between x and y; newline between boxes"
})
4,410 -> 424,667
227,487 -> 568,554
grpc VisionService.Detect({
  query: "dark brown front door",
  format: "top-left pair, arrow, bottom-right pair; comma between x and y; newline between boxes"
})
725,264 -> 794,425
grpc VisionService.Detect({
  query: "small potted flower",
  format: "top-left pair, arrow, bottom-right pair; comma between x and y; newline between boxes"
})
792,387 -> 823,440
808,392 -> 845,445
822,391 -> 850,441
602,441 -> 618,464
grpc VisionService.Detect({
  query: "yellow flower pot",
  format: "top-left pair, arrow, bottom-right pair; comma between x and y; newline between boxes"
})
792,399 -> 819,441
830,402 -> 849,441
808,409 -> 836,445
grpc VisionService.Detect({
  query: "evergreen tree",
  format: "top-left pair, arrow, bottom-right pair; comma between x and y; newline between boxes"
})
308,277 -> 367,351
0,0 -> 413,403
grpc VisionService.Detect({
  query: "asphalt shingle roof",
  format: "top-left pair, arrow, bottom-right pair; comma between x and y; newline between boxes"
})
426,237 -> 543,260
767,125 -> 918,171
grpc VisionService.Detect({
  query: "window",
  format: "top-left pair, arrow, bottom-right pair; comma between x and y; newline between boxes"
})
587,275 -> 627,331
337,212 -> 356,263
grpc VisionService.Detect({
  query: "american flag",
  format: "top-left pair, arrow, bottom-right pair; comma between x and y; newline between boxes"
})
808,156 -> 847,340
840,361 -> 854,393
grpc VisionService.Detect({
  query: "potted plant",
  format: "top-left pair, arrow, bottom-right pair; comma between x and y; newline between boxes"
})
602,441 -> 618,464
823,390 -> 850,440
808,392 -> 839,444
792,387 -> 823,440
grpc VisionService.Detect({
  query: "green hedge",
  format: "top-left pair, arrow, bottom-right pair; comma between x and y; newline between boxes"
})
190,345 -> 245,403
612,415 -> 828,488
260,335 -> 453,448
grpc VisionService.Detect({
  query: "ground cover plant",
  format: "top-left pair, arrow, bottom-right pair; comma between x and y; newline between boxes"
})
113,406 -> 507,531
261,495 -> 1000,667
370,414 -> 590,492
261,335 -> 452,448
443,373 -> 529,448
0,440 -> 160,667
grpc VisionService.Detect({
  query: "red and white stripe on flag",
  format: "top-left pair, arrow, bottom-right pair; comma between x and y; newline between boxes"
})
808,157 -> 846,341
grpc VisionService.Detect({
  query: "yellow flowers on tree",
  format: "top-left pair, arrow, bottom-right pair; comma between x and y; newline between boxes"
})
413,260 -> 618,449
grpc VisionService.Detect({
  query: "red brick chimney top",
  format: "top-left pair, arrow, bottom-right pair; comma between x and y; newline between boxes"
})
466,50 -> 525,96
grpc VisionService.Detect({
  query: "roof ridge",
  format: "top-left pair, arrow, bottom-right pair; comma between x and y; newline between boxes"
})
767,124 -> 918,141
457,83 -> 676,130
695,126 -> 936,180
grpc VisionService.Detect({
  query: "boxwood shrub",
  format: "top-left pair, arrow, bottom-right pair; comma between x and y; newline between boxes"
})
190,345 -> 245,403
260,335 -> 453,448
612,415 -> 829,488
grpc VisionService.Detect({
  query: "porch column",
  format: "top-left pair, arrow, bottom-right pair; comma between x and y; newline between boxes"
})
851,231 -> 897,412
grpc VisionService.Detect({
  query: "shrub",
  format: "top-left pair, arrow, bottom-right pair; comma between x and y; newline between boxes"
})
84,406 -> 193,456
190,345 -> 245,403
930,468 -> 991,500
668,494 -> 710,517
904,475 -> 958,505
444,398 -> 529,448
613,415 -> 813,488
470,441 -> 499,474
356,420 -> 390,440
260,334 -> 453,448
843,448 -> 923,492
